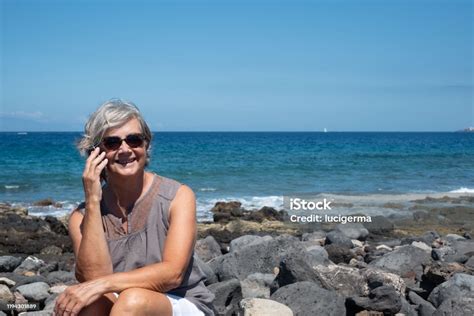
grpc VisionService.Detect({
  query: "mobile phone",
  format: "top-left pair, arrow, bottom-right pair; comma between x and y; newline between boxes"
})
87,147 -> 108,182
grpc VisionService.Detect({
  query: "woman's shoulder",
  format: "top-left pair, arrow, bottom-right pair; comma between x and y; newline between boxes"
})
153,173 -> 184,201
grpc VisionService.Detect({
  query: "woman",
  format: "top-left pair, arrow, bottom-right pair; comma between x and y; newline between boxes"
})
54,99 -> 215,316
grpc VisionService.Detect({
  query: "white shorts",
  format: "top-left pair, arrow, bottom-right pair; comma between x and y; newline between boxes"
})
112,292 -> 204,316
166,293 -> 204,316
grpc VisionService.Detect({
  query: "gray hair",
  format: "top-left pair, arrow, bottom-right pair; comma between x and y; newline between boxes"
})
77,99 -> 153,164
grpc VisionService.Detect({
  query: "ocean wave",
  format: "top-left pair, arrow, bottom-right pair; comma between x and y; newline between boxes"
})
199,187 -> 217,192
4,185 -> 20,189
449,187 -> 474,193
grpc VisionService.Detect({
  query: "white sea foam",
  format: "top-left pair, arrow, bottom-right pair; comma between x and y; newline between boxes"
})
196,195 -> 284,221
449,187 -> 474,194
4,185 -> 20,189
199,187 -> 217,192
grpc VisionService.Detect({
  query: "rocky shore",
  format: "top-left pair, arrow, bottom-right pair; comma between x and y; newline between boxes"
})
0,195 -> 473,315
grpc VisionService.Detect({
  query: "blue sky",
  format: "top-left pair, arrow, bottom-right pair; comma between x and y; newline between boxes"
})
1,0 -> 472,131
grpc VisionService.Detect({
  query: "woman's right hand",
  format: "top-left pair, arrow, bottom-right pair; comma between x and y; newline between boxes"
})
82,147 -> 108,204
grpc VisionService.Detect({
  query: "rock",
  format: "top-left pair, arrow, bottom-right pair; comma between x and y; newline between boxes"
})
301,231 -> 326,243
43,293 -> 58,311
229,235 -> 265,253
43,216 -> 68,235
335,223 -> 369,241
0,277 -> 16,287
411,241 -> 432,253
208,279 -> 242,316
363,216 -> 394,235
48,285 -> 67,294
370,245 -> 431,280
0,256 -> 23,272
402,231 -> 440,246
211,201 -> 243,214
46,271 -> 75,285
433,297 -> 474,315
0,284 -> 14,303
325,231 -> 354,248
40,245 -> 62,256
465,256 -> 474,269
444,234 -> 466,242
352,240 -> 364,248
433,240 -> 474,263
423,261 -> 468,288
375,245 -> 392,251
271,281 -> 346,316
16,282 -> 50,302
313,264 -> 367,297
240,298 -> 293,316
347,285 -> 402,314
408,291 -> 436,316
9,275 -> 48,289
427,273 -> 474,308
241,273 -> 275,299
399,297 -> 418,316
38,262 -> 59,275
14,256 -> 46,275
362,268 -> 406,295
208,235 -> 304,281
305,245 -> 330,266
272,251 -> 327,290
194,236 -> 222,262
325,244 -> 354,264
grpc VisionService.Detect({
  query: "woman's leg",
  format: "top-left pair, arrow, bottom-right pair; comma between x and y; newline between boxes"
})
110,288 -> 172,316
78,293 -> 117,316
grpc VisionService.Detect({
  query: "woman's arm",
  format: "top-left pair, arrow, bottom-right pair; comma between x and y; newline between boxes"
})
69,203 -> 113,282
70,147 -> 113,281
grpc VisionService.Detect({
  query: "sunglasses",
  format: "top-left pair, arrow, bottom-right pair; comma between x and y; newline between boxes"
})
101,133 -> 146,151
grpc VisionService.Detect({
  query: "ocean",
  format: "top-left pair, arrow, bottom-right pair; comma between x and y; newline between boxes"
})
1,132 -> 473,221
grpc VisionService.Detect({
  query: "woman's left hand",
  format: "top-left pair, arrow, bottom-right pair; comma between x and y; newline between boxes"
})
54,279 -> 107,316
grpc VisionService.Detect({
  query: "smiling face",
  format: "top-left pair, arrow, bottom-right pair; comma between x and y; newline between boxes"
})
101,117 -> 148,178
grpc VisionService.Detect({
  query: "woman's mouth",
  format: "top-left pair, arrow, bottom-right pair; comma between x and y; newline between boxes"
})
115,158 -> 136,166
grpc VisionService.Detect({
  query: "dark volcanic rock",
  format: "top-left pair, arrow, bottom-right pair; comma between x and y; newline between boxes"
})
325,230 -> 354,248
272,251 -> 327,290
433,297 -> 474,316
208,235 -> 304,281
325,244 -> 354,264
271,281 -> 346,316
347,285 -> 402,314
0,208 -> 72,255
370,245 -> 431,280
0,256 -> 23,272
335,223 -> 369,241
363,216 -> 394,235
408,291 -> 436,316
210,201 -> 288,224
208,278 -> 242,316
427,273 -> 474,308
195,236 -> 222,262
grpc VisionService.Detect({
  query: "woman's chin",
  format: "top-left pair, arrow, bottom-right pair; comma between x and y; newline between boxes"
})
108,162 -> 143,177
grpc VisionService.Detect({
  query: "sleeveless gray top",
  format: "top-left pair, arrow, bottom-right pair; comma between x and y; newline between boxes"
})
79,174 -> 215,315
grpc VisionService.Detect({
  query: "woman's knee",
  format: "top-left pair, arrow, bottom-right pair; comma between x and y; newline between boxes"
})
110,288 -> 172,316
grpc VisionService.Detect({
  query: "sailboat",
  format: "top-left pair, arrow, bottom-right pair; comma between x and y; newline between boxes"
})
323,128 -> 327,133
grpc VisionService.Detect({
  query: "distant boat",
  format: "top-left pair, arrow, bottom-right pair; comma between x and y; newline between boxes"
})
17,132 -> 28,135
323,128 -> 328,133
